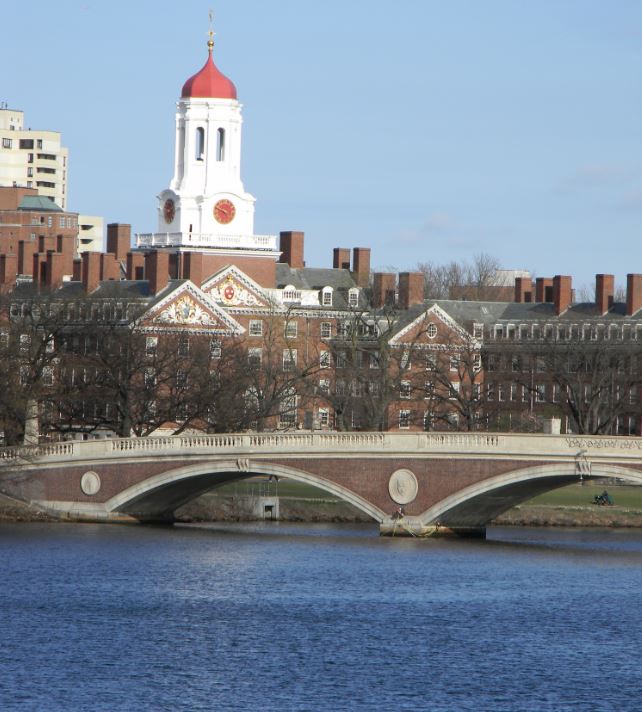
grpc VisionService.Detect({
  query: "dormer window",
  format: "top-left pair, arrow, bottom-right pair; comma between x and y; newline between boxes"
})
348,288 -> 359,308
322,287 -> 333,307
282,285 -> 301,303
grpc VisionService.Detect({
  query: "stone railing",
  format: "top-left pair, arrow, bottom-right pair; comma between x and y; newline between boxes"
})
1,431 -> 642,465
135,232 -> 278,251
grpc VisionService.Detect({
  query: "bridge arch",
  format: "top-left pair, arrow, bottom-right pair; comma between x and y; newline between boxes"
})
105,460 -> 387,524
419,462 -> 642,529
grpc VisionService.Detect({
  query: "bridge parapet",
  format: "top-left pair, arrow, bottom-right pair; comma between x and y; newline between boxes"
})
2,431 -> 642,467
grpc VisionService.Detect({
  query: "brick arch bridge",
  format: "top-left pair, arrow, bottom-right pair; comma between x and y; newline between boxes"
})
1,432 -> 642,537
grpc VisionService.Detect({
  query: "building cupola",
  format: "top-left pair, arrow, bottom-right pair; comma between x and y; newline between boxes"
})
181,38 -> 237,100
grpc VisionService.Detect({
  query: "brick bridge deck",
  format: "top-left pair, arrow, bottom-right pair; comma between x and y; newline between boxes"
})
1,431 -> 642,537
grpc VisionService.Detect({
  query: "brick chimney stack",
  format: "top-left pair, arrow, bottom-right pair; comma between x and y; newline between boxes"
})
514,276 -> 533,303
0,254 -> 18,289
553,275 -> 572,315
398,272 -> 425,310
82,251 -> 102,293
145,251 -> 170,295
535,278 -> 554,303
279,231 -> 305,269
373,272 -> 396,308
182,252 -> 204,286
595,274 -> 614,315
626,274 -> 642,316
333,248 -> 351,270
45,251 -> 65,290
126,252 -> 146,281
106,223 -> 131,262
351,247 -> 371,288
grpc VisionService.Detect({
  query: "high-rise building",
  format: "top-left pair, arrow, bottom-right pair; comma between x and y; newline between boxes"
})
0,107 -> 69,210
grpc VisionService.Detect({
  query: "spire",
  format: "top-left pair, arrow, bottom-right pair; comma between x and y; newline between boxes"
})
181,19 -> 237,100
207,9 -> 215,53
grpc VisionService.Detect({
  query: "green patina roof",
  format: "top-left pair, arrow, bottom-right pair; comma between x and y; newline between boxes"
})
17,195 -> 63,212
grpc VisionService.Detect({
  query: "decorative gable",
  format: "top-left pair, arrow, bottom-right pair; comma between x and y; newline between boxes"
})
137,282 -> 244,335
389,304 -> 476,348
202,265 -> 272,309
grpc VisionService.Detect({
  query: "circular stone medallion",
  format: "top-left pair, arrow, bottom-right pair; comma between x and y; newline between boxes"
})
80,471 -> 101,496
388,468 -> 418,505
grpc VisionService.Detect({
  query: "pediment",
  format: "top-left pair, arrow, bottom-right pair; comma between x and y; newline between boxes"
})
389,304 -> 474,347
202,265 -> 273,309
138,282 -> 244,334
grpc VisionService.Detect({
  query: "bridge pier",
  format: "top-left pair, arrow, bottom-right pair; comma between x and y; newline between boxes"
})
379,517 -> 486,539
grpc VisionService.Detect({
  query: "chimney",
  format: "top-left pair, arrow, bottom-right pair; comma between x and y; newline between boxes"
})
18,239 -> 35,276
595,274 -> 614,315
398,272 -> 425,310
82,252 -> 102,293
106,223 -> 131,262
126,252 -> 146,281
145,251 -> 170,295
372,272 -> 396,308
100,253 -> 120,281
535,277 -> 553,303
182,252 -> 203,286
333,247 -> 351,270
352,247 -> 371,288
0,254 -> 18,288
279,231 -> 305,268
46,251 -> 65,290
626,274 -> 642,316
553,275 -> 572,315
514,276 -> 532,303
32,253 -> 46,286
72,258 -> 82,281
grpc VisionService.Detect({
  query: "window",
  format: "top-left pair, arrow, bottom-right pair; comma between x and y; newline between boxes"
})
283,349 -> 297,371
318,378 -> 330,394
282,285 -> 301,302
319,351 -> 330,369
248,348 -> 262,367
399,409 -> 411,429
320,322 -> 332,338
498,383 -> 505,401
19,139 -> 33,149
552,384 -> 560,403
400,351 -> 411,369
535,384 -> 546,402
59,216 -> 64,228
450,356 -> 460,372
511,356 -> 521,372
42,367 -> 54,387
322,288 -> 333,306
536,357 -> 546,373
423,411 -> 434,431
145,368 -> 156,388
20,366 -> 29,385
195,127 -> 205,160
400,381 -> 412,399
473,354 -> 481,372
249,319 -> 263,337
27,167 -> 33,177
27,152 -> 34,163
20,333 -> 30,353
424,381 -> 435,399
47,216 -> 53,228
284,321 -> 298,339
176,370 -> 187,388
45,336 -> 55,354
216,128 -> 225,161
37,139 -> 43,149
178,337 -> 189,357
473,323 -> 483,339
348,288 -> 359,307
450,381 -> 460,399
2,138 -> 12,148
318,408 -> 330,428
210,339 -> 222,358
279,390 -> 297,427
427,322 -> 438,339
510,383 -> 518,401
425,353 -> 436,371
370,352 -> 380,369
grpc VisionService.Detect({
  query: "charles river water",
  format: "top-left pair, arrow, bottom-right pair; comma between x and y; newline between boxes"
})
1,522 -> 641,711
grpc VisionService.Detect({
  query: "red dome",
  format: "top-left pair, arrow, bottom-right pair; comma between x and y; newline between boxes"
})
181,45 -> 237,100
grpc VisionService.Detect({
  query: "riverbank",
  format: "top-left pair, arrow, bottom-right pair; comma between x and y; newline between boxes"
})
2,483 -> 642,528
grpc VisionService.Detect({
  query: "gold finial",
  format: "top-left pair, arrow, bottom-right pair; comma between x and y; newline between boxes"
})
208,9 -> 215,51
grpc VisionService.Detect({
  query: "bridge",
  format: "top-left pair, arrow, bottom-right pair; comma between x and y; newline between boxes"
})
1,431 -> 642,537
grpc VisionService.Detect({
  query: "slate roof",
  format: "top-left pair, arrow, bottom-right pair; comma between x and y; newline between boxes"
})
276,264 -> 357,291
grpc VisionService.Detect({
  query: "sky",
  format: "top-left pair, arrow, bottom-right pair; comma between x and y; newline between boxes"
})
3,0 -> 641,291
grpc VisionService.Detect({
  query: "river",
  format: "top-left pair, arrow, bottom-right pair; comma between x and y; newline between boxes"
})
1,522 -> 641,711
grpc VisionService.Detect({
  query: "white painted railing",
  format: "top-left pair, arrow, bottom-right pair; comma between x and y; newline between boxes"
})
135,232 -> 278,251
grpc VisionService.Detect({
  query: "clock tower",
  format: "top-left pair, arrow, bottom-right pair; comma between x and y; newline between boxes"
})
136,30 -> 280,282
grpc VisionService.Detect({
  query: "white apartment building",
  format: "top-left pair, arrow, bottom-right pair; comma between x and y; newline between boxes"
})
0,106 -> 69,210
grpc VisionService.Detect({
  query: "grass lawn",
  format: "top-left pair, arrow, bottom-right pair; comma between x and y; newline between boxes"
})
527,484 -> 642,510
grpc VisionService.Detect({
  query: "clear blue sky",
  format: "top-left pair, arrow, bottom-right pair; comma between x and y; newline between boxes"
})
4,1 -> 641,291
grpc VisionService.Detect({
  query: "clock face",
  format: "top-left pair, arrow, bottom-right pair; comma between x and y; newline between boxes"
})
213,199 -> 236,225
163,198 -> 175,224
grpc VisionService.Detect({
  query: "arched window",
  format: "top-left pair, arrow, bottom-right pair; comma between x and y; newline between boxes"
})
216,128 -> 225,161
196,127 -> 205,161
